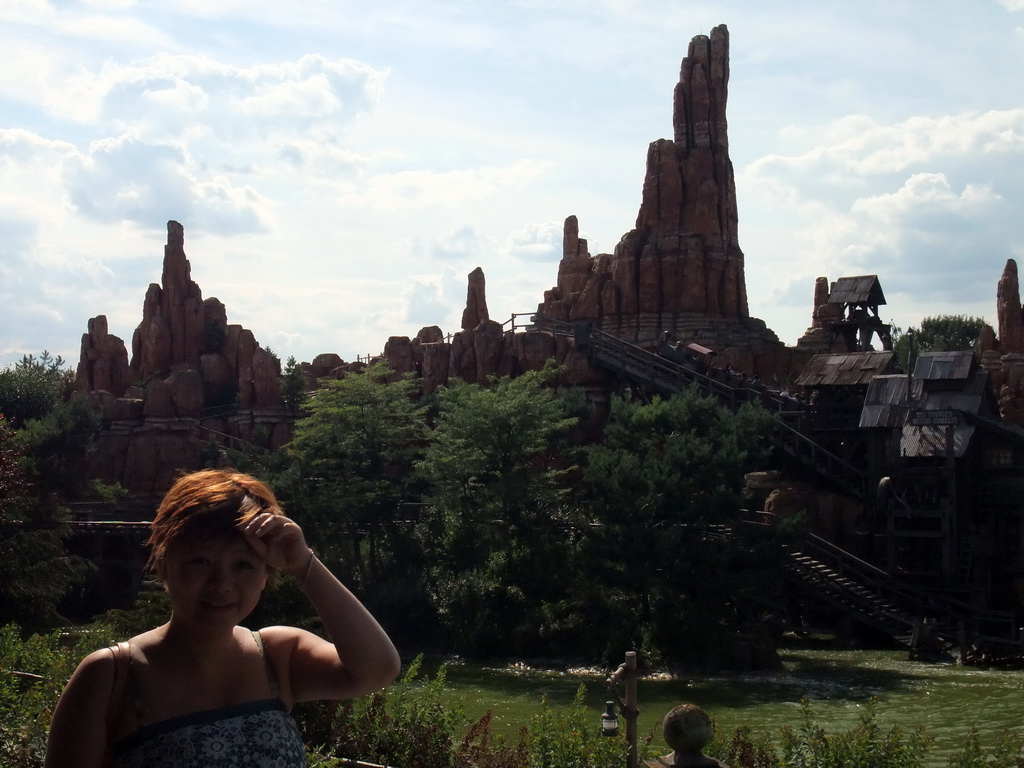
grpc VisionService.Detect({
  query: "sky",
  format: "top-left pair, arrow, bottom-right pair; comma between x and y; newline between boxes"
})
2,0 -> 1024,370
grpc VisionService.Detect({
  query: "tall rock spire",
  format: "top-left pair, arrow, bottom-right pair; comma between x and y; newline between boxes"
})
536,24 -> 768,352
130,221 -> 203,380
997,258 -> 1024,354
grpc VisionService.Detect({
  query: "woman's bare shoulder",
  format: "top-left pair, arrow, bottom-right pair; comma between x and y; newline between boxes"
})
45,646 -> 124,768
255,624 -> 322,658
66,628 -> 155,693
70,646 -> 120,682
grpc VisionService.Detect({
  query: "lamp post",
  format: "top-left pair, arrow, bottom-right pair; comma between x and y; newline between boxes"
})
607,651 -> 639,768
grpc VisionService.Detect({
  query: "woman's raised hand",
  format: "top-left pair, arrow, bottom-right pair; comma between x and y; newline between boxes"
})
239,512 -> 310,575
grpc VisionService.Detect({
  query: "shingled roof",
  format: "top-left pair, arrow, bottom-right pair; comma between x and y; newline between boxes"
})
826,275 -> 886,306
795,351 -> 897,387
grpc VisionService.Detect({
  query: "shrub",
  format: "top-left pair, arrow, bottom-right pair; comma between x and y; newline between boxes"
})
0,624 -> 114,767
947,728 -> 1024,768
707,697 -> 933,768
300,656 -> 633,768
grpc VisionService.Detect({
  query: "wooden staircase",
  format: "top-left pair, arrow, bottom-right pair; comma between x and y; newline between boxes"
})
784,547 -> 920,647
536,319 -> 868,499
785,534 -> 1021,657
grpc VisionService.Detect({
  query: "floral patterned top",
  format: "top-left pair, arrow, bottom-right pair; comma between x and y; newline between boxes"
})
113,698 -> 307,767
112,631 -> 306,767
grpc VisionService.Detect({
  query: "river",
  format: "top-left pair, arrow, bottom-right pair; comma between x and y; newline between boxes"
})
432,648 -> 1024,763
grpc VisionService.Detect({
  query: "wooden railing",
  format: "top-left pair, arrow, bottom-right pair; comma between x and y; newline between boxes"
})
530,319 -> 868,500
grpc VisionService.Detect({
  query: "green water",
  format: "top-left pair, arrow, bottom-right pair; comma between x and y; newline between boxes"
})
432,649 -> 1024,760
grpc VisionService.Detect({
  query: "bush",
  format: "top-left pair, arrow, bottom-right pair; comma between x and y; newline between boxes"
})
5,629 -> 1024,768
300,656 -> 634,768
0,624 -> 115,767
707,697 -> 934,768
527,686 -> 629,768
947,728 -> 1024,768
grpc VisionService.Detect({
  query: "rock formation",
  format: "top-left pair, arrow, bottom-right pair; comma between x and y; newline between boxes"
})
461,266 -> 489,330
534,25 -> 788,377
996,259 -> 1024,354
77,221 -> 291,498
795,277 -> 843,350
75,315 -> 130,397
983,259 -> 1024,427
370,267 -> 611,412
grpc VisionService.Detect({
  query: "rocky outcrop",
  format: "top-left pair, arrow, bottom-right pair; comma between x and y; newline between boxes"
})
461,267 -> 489,330
383,336 -> 417,383
75,315 -> 131,397
78,221 -> 291,498
986,259 -> 1024,427
751,475 -> 863,552
795,277 -> 843,351
997,259 -> 1024,354
533,25 -> 790,378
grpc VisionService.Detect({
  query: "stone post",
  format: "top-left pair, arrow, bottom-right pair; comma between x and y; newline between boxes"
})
644,703 -> 730,768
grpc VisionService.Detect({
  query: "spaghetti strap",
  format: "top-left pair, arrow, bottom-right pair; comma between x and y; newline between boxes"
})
107,641 -> 146,730
251,630 -> 281,700
121,641 -> 147,725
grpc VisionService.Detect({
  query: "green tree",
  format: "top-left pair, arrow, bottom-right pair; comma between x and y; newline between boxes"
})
281,355 -> 306,415
268,362 -> 431,642
18,351 -> 75,394
579,386 -> 778,667
0,416 -> 91,632
916,314 -> 986,352
894,315 -> 987,368
0,353 -> 104,630
0,366 -> 62,429
414,364 -> 584,656
282,362 -> 427,585
16,395 -> 103,500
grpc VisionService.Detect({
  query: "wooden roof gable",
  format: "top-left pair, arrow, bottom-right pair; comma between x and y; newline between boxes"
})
827,275 -> 886,306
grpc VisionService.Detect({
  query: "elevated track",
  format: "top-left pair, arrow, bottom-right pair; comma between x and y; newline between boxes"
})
531,318 -> 1021,656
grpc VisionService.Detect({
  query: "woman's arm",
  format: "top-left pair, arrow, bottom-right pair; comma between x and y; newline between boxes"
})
242,513 -> 401,703
45,649 -> 118,768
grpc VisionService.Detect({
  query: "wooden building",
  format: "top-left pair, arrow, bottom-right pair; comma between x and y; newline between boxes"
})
860,351 -> 1024,620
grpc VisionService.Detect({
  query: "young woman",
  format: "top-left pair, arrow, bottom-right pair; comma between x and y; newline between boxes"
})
45,469 -> 401,768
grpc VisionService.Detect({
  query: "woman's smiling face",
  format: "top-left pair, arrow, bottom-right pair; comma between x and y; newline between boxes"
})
159,532 -> 269,627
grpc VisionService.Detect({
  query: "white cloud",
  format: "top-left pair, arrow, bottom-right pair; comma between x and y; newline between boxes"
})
852,173 -> 999,223
51,13 -> 169,46
63,135 -> 269,234
740,104 -> 1024,346
79,0 -> 136,9
503,221 -> 562,263
0,0 -> 54,24
425,226 -> 485,262
998,0 -> 1024,11
0,128 -> 75,159
402,279 -> 452,328
758,110 -> 1024,182
46,53 -> 386,138
345,160 -> 551,214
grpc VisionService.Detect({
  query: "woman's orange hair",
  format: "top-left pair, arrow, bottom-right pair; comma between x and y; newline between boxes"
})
145,469 -> 283,574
